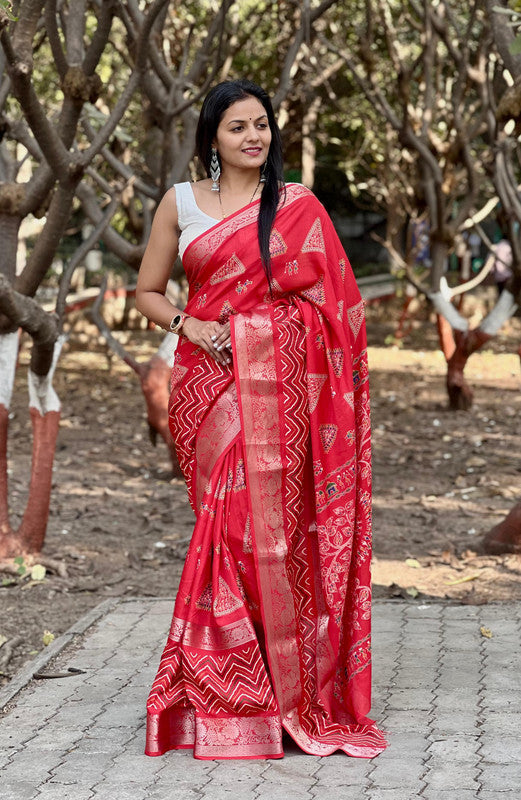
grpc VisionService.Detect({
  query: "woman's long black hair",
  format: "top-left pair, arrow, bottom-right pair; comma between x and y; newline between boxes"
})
195,79 -> 285,287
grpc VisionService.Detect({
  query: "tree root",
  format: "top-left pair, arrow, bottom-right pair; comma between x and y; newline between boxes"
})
0,634 -> 24,671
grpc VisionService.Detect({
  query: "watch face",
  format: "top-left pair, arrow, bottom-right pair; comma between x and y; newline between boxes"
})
173,315 -> 182,326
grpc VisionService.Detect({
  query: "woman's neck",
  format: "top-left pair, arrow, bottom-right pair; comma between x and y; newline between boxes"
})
219,167 -> 261,195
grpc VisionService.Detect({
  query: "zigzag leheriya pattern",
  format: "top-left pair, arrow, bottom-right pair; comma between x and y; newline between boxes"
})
169,358 -> 233,506
147,640 -> 276,716
181,644 -> 276,715
147,644 -> 186,712
273,305 -> 308,535
285,527 -> 322,714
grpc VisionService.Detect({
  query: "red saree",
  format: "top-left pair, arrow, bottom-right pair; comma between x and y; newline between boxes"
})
145,183 -> 387,760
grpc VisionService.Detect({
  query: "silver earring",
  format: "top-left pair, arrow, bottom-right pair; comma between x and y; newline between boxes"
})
210,148 -> 220,191
260,162 -> 268,183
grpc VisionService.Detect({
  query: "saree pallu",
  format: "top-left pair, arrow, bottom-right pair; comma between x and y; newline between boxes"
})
145,184 -> 387,760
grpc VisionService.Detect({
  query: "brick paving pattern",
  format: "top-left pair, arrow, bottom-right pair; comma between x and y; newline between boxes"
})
0,599 -> 519,799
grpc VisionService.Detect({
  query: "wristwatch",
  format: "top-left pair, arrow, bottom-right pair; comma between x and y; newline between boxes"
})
169,313 -> 188,334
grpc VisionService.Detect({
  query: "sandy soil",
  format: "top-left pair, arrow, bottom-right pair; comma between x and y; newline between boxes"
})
1,299 -> 520,687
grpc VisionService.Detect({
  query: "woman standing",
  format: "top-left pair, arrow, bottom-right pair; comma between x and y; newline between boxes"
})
136,79 -> 386,760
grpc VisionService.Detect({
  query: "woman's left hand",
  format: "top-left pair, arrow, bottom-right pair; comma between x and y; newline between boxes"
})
210,322 -> 232,356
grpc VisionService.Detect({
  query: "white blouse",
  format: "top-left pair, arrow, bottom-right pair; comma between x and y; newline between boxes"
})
174,182 -> 220,260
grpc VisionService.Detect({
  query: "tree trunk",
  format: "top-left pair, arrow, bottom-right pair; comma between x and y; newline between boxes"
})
0,333 -> 63,558
436,313 -> 456,361
0,405 -> 9,539
17,407 -> 61,554
139,354 -> 179,472
483,502 -> 521,555
301,95 -> 321,189
0,408 -> 61,558
446,328 -> 491,411
0,213 -> 22,285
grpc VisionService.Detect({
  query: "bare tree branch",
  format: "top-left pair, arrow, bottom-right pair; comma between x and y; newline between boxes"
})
44,1 -> 67,80
77,0 -> 169,166
83,0 -> 116,75
55,195 -> 119,325
89,274 -> 139,372
0,272 -> 58,375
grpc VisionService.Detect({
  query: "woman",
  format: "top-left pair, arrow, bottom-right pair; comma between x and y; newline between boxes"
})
136,79 -> 386,761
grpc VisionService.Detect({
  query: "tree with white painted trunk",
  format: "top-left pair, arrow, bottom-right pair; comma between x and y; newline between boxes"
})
333,0 -> 520,409
0,0 -> 170,557
479,0 -> 521,555
0,0 -> 344,557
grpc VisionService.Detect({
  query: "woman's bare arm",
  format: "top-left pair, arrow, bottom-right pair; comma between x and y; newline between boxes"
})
136,187 -> 231,365
136,187 -> 182,329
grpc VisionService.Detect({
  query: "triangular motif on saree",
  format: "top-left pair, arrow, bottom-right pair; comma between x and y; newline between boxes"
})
218,299 -> 236,323
347,299 -> 365,339
344,391 -> 354,410
326,347 -> 344,377
269,228 -> 288,257
170,362 -> 188,385
195,582 -> 213,611
301,217 -> 326,255
210,253 -> 246,285
301,274 -> 326,306
319,423 -> 338,453
213,576 -> 243,617
263,277 -> 284,302
307,373 -> 328,413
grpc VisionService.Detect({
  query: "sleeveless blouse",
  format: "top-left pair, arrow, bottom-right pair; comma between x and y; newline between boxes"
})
175,182 -> 220,260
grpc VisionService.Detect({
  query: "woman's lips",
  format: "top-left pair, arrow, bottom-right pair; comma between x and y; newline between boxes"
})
242,148 -> 262,155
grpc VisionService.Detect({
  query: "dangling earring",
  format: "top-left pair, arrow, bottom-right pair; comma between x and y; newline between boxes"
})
260,161 -> 268,183
210,148 -> 221,191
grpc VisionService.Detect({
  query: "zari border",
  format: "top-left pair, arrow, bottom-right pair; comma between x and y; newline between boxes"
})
146,707 -> 283,760
232,308 -> 301,717
193,713 -> 283,760
168,615 -> 258,651
184,184 -> 312,281
146,706 -> 195,756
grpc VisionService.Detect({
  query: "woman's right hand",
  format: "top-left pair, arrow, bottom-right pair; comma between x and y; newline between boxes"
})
182,317 -> 232,366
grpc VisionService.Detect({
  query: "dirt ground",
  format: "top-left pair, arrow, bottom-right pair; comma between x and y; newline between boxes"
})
1,297 -> 520,687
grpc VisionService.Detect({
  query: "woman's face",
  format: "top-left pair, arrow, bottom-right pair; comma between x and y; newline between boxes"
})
213,96 -> 272,174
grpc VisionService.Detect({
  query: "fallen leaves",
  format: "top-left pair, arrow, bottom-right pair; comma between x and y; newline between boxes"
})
30,564 -> 46,581
444,573 -> 483,586
480,626 -> 493,638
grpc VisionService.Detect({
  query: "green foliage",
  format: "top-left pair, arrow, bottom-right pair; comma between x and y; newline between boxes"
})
0,0 -> 16,21
13,556 -> 26,576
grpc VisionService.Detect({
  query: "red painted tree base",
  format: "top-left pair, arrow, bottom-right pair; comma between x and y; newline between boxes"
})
138,355 -> 182,476
482,502 -> 521,555
0,407 -> 60,558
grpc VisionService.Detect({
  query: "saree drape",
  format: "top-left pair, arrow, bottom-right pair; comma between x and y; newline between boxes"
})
145,184 -> 387,760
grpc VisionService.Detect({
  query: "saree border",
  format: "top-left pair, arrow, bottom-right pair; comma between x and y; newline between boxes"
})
232,308 -> 301,716
146,707 -> 283,760
183,184 -> 312,282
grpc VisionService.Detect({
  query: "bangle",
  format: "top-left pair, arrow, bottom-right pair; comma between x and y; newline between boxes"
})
169,313 -> 188,334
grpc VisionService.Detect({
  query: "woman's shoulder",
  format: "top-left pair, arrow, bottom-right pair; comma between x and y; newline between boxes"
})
284,182 -> 318,199
283,182 -> 324,209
